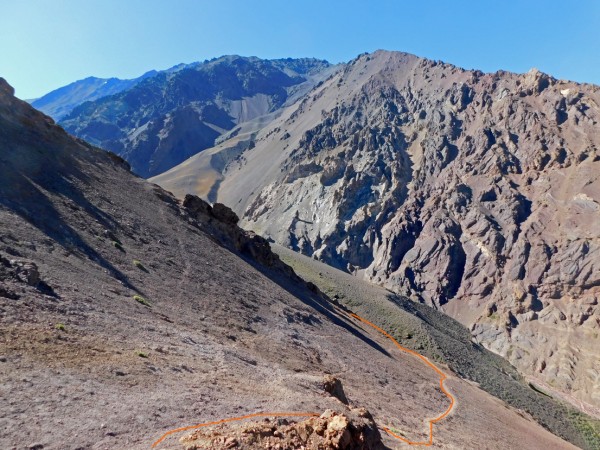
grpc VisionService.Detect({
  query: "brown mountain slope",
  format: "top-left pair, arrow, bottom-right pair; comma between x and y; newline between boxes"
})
155,50 -> 600,414
0,78 -> 590,449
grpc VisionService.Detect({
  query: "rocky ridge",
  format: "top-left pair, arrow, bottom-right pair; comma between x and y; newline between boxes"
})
59,56 -> 334,177
200,50 -> 600,412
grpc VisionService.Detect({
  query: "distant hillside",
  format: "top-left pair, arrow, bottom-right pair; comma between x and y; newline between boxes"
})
59,56 -> 334,177
29,71 -> 157,120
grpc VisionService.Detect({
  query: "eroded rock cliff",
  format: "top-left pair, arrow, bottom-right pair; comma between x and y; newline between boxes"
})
213,51 -> 600,412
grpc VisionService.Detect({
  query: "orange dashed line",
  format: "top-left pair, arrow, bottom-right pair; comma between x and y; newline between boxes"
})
151,311 -> 455,448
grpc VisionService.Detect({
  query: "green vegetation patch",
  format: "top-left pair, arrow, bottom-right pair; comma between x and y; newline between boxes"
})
569,410 -> 600,450
133,259 -> 147,271
133,295 -> 150,307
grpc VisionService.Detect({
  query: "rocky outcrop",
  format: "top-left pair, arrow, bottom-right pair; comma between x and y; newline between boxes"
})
182,194 -> 303,277
179,409 -> 383,450
211,51 -> 600,411
323,375 -> 350,405
0,255 -> 58,299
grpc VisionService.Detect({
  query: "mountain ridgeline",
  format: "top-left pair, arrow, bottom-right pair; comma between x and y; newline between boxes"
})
58,56 -> 333,177
29,71 -> 157,121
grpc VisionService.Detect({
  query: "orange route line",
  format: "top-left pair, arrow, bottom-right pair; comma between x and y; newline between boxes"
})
348,312 -> 455,446
151,311 -> 455,448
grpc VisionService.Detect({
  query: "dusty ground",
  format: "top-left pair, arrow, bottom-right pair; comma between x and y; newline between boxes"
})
275,245 -> 600,450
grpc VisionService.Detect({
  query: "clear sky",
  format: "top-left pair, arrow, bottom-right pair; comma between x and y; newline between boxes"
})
1,0 -> 599,99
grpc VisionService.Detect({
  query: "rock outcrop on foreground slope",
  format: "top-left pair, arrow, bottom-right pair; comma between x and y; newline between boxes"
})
201,50 -> 600,412
180,409 -> 381,450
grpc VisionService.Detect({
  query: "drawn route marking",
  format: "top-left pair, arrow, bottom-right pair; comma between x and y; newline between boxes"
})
152,310 -> 455,448
348,312 -> 455,446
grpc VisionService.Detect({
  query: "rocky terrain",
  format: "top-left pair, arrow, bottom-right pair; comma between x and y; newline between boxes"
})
274,245 -> 600,450
155,50 -> 600,415
58,56 -> 334,177
178,409 -> 383,450
0,76 -> 592,449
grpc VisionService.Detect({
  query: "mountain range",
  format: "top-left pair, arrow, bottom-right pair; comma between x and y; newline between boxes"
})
49,56 -> 334,178
154,51 -> 600,416
32,49 -> 600,418
30,72 -> 155,121
4,48 -> 600,449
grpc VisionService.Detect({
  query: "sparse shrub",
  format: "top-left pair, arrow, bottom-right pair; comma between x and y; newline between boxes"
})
133,259 -> 146,271
569,410 -> 600,449
112,241 -> 124,251
386,426 -> 405,437
55,323 -> 66,331
136,351 -> 148,358
133,295 -> 150,307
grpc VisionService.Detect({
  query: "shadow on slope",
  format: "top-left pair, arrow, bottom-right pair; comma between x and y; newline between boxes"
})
0,92 -> 139,293
179,193 -> 392,358
248,257 -> 392,359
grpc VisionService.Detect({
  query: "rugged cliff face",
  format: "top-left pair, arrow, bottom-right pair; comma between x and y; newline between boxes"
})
59,56 -> 333,177
206,51 -> 600,412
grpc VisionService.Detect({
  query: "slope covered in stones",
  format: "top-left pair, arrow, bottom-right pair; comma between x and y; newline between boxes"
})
59,56 -> 333,178
0,77 -> 588,450
274,244 -> 600,450
158,50 -> 600,415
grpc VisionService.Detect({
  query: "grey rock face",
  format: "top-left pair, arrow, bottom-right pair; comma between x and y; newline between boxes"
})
219,51 -> 600,411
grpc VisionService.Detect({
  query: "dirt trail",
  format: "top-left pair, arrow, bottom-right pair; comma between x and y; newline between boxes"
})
151,309 -> 455,448
348,312 -> 455,446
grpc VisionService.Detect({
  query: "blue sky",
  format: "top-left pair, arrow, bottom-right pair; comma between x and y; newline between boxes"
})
1,0 -> 599,99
